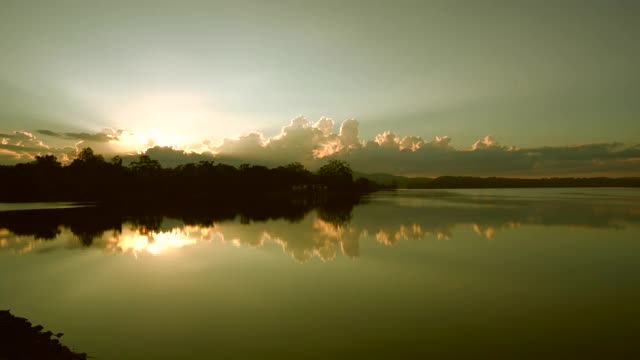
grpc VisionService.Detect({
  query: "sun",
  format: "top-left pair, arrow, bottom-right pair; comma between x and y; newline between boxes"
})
136,128 -> 191,148
110,94 -> 211,151
110,128 -> 190,154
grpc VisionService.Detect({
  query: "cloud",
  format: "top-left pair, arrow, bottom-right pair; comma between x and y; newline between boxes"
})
122,146 -> 215,167
35,130 -> 60,137
1,130 -> 47,147
36,128 -> 142,160
471,135 -> 513,151
208,118 -> 640,176
1,116 -> 639,176
65,132 -> 114,142
213,116 -> 362,166
0,130 -> 52,164
0,129 -> 117,164
334,138 -> 640,176
216,132 -> 267,158
37,128 -> 122,142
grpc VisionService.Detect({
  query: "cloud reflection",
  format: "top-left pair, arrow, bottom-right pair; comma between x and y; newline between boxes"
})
1,189 -> 639,261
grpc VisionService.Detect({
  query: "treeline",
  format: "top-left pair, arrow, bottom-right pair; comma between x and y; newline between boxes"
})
402,176 -> 640,189
0,148 -> 381,203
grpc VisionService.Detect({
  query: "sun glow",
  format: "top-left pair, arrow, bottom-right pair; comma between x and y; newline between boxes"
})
108,227 -> 200,255
111,94 -> 215,151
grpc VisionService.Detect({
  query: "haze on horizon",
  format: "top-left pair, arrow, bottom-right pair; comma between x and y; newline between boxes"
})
1,0 -> 639,177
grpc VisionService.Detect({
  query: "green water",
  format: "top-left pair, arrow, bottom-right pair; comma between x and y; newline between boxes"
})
1,188 -> 639,359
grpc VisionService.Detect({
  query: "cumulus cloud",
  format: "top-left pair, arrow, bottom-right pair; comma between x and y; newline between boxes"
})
207,117 -> 640,176
1,131 -> 47,148
338,119 -> 361,149
0,130 -> 52,163
122,146 -> 215,167
1,116 -> 639,176
471,135 -> 511,150
213,116 -> 364,166
216,132 -> 267,158
0,129 -> 129,164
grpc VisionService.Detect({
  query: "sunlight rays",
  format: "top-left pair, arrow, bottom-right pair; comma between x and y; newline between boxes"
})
109,94 -> 212,151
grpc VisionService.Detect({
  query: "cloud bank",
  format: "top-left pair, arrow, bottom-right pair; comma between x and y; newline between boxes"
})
1,116 -> 639,177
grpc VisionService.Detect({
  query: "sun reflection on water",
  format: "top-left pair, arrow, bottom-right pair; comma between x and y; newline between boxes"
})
105,225 -> 223,256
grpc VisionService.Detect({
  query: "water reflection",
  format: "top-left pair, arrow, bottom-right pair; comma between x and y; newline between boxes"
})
1,189 -> 639,261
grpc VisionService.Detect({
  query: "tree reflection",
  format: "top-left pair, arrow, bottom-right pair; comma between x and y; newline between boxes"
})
0,196 -> 361,255
1,190 -> 639,261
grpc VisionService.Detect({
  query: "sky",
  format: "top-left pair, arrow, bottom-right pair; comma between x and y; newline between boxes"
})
1,0 -> 639,176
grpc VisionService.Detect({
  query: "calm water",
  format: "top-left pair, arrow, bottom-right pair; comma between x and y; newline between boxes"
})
1,188 -> 639,359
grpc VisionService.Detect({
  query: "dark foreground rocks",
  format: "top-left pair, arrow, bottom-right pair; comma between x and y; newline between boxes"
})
0,310 -> 87,360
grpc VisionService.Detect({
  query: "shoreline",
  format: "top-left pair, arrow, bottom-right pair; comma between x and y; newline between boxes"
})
0,310 -> 87,360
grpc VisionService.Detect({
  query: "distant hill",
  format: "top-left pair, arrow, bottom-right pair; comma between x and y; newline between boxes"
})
353,172 -> 411,187
354,172 -> 640,188
353,172 -> 436,188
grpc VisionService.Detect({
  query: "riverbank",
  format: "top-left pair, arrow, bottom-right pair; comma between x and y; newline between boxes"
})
0,310 -> 87,360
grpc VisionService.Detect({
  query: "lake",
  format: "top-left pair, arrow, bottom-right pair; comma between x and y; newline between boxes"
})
1,188 -> 639,359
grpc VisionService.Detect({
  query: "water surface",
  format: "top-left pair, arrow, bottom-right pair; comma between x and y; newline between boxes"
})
0,202 -> 90,212
1,188 -> 639,359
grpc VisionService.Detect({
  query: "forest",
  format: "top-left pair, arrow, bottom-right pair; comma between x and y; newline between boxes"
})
0,148 -> 380,203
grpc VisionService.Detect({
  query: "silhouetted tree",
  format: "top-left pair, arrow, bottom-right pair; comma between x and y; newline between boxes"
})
129,154 -> 161,175
318,160 -> 353,190
76,147 -> 104,163
110,155 -> 123,167
0,149 -> 378,202
31,155 -> 62,168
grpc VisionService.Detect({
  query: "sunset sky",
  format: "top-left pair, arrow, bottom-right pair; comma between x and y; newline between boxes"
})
1,0 -> 639,176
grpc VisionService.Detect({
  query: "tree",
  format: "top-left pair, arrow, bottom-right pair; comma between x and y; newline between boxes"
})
129,154 -> 161,175
110,155 -> 123,167
317,160 -> 353,189
275,162 -> 312,188
70,147 -> 106,169
77,147 -> 104,163
31,155 -> 61,168
285,162 -> 307,173
318,160 -> 353,178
